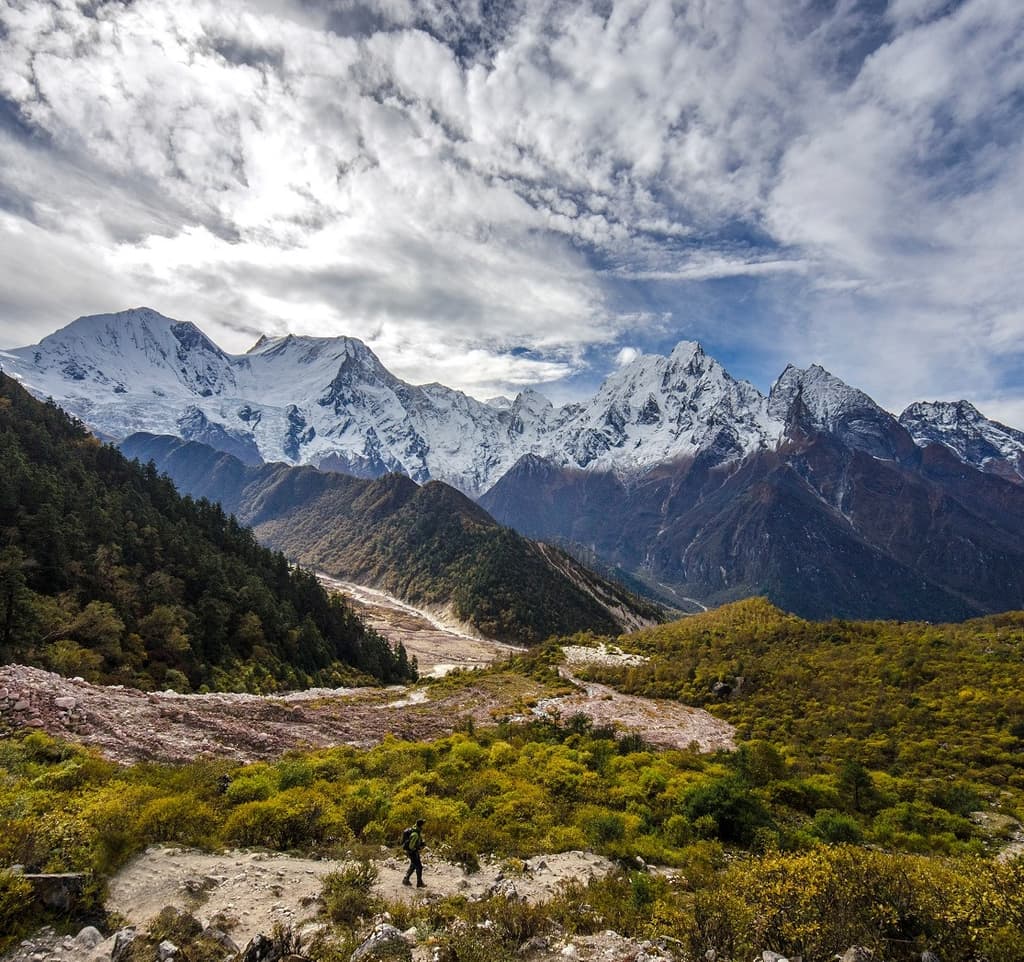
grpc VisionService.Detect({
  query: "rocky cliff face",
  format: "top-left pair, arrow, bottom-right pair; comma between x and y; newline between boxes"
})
900,400 -> 1024,483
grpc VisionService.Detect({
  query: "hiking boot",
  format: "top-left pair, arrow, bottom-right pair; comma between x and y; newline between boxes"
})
417,881 -> 426,888
402,878 -> 411,886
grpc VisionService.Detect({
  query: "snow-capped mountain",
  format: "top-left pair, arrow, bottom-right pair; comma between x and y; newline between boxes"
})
3,307 -> 1021,498
767,363 -> 919,462
2,308 -> 518,492
900,400 -> 1024,482
1,308 -> 789,494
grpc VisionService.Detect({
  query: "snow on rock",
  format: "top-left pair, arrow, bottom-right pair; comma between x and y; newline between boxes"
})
900,400 -> 1024,482
2,309 -> 783,495
6,308 -> 1018,496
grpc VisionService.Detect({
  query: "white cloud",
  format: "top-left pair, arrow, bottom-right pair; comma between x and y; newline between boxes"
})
0,0 -> 1020,418
614,346 -> 640,367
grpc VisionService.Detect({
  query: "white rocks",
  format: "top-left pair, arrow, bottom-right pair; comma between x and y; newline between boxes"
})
54,697 -> 77,710
72,926 -> 104,950
158,939 -> 179,960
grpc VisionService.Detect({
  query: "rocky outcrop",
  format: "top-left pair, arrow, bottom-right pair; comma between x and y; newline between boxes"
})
349,924 -> 413,962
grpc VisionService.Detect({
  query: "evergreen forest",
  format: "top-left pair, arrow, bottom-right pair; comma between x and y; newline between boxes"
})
0,373 -> 414,691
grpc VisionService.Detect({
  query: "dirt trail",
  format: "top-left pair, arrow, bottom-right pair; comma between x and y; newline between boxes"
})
318,575 -> 526,677
104,846 -> 621,947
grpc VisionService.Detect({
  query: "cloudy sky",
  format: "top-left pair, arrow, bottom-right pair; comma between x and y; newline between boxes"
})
0,0 -> 1022,421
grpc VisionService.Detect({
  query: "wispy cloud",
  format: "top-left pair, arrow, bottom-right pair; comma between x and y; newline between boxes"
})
0,0 -> 1020,416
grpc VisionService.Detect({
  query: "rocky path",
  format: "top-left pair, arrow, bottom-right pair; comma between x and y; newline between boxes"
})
101,846 -> 622,946
2,845 -> 671,962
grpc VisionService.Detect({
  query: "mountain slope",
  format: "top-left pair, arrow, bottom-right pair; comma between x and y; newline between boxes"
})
482,368 -> 1024,621
0,372 -> 413,691
120,433 -> 663,643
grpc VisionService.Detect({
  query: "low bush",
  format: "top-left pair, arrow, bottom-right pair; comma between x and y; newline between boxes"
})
321,862 -> 379,926
0,871 -> 34,951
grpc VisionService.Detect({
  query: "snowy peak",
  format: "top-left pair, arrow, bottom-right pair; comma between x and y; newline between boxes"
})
768,364 -> 881,425
900,400 -> 1024,482
12,307 -> 235,400
768,364 -> 916,461
562,341 -> 779,471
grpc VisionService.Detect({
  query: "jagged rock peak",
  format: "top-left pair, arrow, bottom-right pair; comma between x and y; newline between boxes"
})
900,399 -> 1024,482
768,363 -> 884,426
248,331 -> 376,362
902,399 -> 986,426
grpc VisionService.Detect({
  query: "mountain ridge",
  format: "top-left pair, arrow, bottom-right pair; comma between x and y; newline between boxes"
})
119,431 -> 663,643
10,307 -> 1018,496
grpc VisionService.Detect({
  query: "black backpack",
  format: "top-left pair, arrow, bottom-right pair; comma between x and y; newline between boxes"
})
401,826 -> 414,852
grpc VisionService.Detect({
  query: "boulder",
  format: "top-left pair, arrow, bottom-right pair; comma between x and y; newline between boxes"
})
23,872 -> 87,912
203,925 -> 239,953
111,928 -> 137,962
350,923 -> 413,962
54,696 -> 77,710
73,926 -> 104,950
240,930 -> 305,962
838,950 -> 873,962
158,940 -> 180,961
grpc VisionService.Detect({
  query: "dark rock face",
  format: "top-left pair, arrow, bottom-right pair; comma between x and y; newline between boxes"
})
176,406 -> 263,466
481,417 -> 1024,621
21,873 -> 87,913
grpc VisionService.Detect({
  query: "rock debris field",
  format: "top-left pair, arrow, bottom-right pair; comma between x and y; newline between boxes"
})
0,589 -> 733,764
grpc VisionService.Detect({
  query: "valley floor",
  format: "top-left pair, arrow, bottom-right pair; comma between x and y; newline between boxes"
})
0,583 -> 734,764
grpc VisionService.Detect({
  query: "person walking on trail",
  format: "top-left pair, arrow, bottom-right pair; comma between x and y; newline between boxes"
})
402,818 -> 427,887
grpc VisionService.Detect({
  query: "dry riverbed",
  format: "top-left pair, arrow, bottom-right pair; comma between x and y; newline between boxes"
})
0,583 -> 733,763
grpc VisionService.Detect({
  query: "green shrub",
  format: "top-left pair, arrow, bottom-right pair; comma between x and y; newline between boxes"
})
138,796 -> 217,846
585,812 -> 626,844
225,771 -> 276,804
811,809 -> 863,844
683,776 -> 772,845
0,871 -> 34,950
321,862 -> 379,926
223,787 -> 346,850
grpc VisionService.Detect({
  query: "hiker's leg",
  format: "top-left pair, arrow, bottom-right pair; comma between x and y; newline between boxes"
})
413,852 -> 423,885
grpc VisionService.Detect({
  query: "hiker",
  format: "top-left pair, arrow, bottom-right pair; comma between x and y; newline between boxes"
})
401,817 -> 426,887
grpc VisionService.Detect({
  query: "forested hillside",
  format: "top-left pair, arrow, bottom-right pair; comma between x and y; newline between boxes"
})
121,433 -> 663,643
0,373 -> 413,691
